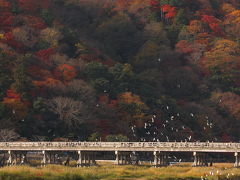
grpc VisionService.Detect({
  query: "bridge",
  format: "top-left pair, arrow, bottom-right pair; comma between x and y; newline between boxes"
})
0,142 -> 240,167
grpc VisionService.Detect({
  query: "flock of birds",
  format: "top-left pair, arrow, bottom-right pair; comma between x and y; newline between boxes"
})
130,103 -> 216,143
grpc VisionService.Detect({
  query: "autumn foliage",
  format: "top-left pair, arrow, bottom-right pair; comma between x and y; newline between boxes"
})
35,48 -> 55,63
53,64 -> 77,82
0,0 -> 240,142
18,0 -> 50,13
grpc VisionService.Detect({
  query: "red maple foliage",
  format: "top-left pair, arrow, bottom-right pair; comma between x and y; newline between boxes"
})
1,32 -> 24,51
150,0 -> 160,10
17,0 -> 49,13
28,65 -> 53,80
161,4 -> 172,13
160,4 -> 177,19
35,48 -> 55,63
5,89 -> 21,100
0,0 -> 11,10
201,15 -> 223,35
25,16 -> 46,29
175,40 -> 194,54
0,12 -> 14,31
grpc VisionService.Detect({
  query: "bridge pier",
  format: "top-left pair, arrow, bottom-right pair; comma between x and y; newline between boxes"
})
153,151 -> 169,167
77,151 -> 96,167
41,151 -> 46,166
234,152 -> 240,167
19,152 -> 27,165
193,152 -> 208,167
7,150 -> 13,166
115,151 -> 131,165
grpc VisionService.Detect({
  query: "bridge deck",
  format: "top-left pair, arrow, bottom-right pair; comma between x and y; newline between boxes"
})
0,142 -> 240,153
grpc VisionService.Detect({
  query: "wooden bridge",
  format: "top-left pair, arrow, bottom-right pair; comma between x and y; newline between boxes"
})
0,142 -> 240,167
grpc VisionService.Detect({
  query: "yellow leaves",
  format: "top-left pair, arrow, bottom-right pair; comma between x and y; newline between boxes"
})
40,28 -> 62,47
118,92 -> 144,105
0,34 -> 5,39
204,39 -> 239,59
187,20 -> 205,35
202,39 -> 240,79
75,42 -> 87,54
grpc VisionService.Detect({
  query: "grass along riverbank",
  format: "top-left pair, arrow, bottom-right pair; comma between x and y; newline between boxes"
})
0,163 -> 240,180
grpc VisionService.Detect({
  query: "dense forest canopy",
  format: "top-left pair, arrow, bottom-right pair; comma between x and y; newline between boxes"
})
0,0 -> 239,142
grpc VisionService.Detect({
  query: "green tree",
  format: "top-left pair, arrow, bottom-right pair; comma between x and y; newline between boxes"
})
41,9 -> 54,26
105,134 -> 128,142
12,55 -> 32,98
109,63 -> 136,96
96,14 -> 142,62
174,9 -> 188,25
85,62 -> 109,80
133,41 -> 164,71
164,67 -> 199,99
0,52 -> 13,99
88,132 -> 101,141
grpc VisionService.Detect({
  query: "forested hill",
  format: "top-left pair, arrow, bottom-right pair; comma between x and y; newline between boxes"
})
0,0 -> 239,142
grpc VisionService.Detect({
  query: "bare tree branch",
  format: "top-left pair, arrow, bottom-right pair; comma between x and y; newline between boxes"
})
46,97 -> 92,128
0,129 -> 20,142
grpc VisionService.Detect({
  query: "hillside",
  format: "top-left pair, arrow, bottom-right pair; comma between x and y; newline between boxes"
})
0,0 -> 239,142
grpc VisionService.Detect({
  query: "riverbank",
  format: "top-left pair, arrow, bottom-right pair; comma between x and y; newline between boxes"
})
0,163 -> 240,180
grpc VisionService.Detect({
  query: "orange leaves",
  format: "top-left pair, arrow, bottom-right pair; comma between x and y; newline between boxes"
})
227,10 -> 240,23
3,89 -> 21,104
3,89 -> 29,120
33,78 -> 62,88
187,20 -> 205,35
118,92 -> 144,105
113,0 -> 129,11
211,92 -> 240,120
53,64 -> 77,82
223,9 -> 240,38
117,92 -> 148,126
221,3 -> 236,14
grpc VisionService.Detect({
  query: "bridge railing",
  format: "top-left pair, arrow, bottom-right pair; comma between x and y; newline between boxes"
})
0,142 -> 240,150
